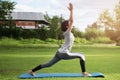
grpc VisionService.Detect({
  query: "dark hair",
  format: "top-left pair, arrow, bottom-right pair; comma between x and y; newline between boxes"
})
61,20 -> 69,32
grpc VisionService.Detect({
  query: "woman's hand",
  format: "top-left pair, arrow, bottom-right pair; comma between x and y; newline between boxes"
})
68,3 -> 73,11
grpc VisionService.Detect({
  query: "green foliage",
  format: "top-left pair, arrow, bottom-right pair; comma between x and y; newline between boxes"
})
20,38 -> 45,44
0,37 -> 20,46
46,38 -> 58,43
72,27 -> 84,38
0,37 -> 116,47
0,27 -> 48,40
74,37 -> 90,44
90,36 -> 115,44
0,0 -> 16,26
1,0 -> 120,45
85,28 -> 105,40
0,37 -> 60,47
38,27 -> 48,40
47,16 -> 62,39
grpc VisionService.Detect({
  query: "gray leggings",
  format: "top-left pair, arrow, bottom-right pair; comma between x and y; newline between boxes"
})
32,51 -> 86,72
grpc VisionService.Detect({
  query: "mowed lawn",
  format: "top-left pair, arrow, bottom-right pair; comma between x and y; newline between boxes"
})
0,46 -> 120,80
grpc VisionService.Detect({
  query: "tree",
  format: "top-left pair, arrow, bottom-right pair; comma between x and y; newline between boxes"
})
44,13 -> 64,39
85,27 -> 98,40
0,0 -> 16,38
98,10 -> 114,30
114,1 -> 120,31
97,1 -> 120,43
114,1 -> 120,45
49,16 -> 60,39
85,21 -> 105,40
0,0 -> 16,27
72,27 -> 84,38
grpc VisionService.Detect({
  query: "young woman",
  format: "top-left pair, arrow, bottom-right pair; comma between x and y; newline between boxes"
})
29,2 -> 90,76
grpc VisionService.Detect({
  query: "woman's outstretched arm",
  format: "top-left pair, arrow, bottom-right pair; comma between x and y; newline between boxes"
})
68,2 -> 73,32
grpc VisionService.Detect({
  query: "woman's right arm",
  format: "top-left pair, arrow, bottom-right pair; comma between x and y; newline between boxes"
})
67,3 -> 73,32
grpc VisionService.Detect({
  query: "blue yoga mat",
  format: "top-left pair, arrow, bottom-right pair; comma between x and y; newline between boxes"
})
18,72 -> 104,78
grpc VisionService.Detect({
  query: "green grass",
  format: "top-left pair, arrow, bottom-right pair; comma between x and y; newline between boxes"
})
0,46 -> 120,80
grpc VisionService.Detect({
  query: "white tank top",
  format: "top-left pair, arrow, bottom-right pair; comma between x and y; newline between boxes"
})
58,29 -> 74,53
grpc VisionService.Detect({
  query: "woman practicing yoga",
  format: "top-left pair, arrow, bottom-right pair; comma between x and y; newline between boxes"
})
29,2 -> 90,76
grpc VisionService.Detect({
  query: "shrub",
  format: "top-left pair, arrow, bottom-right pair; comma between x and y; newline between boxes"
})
91,37 -> 115,44
0,37 -> 20,46
45,38 -> 57,43
20,38 -> 45,44
74,37 -> 90,44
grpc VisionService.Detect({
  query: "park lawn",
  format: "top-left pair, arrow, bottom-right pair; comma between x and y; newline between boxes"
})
0,46 -> 120,80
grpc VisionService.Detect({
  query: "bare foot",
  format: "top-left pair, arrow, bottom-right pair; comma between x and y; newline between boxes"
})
82,72 -> 91,76
29,70 -> 36,76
